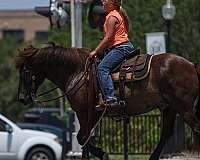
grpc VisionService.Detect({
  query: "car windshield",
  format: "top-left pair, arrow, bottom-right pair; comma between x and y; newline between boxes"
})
17,123 -> 63,139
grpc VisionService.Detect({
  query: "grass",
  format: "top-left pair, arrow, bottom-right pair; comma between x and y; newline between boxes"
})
91,154 -> 150,160
65,154 -> 150,160
109,155 -> 150,160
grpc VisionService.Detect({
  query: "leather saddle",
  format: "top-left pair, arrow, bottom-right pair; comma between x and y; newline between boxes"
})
111,52 -> 153,82
89,49 -> 154,115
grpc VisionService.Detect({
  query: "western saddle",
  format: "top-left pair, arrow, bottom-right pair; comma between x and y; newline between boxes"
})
91,48 -> 154,114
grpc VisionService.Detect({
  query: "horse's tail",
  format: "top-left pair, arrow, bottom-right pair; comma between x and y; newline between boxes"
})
194,63 -> 200,119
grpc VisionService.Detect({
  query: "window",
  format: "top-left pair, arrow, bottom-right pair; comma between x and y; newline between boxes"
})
35,31 -> 48,40
0,120 -> 6,132
2,29 -> 24,42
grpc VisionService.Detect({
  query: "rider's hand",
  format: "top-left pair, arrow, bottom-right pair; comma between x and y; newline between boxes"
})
89,50 -> 97,59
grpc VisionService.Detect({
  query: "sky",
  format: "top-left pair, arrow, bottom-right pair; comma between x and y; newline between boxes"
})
0,0 -> 49,10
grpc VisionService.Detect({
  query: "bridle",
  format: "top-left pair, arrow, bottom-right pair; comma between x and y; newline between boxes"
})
19,58 -> 92,104
18,58 -> 107,151
18,64 -> 37,101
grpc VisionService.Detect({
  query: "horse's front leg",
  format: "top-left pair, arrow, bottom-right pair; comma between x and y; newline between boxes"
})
77,131 -> 108,160
89,144 -> 109,160
149,107 -> 177,160
82,145 -> 90,160
76,125 -> 90,160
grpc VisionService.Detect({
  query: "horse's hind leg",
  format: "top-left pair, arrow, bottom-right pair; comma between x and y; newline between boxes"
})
82,146 -> 90,160
149,107 -> 177,160
77,129 -> 90,160
179,102 -> 200,134
89,145 -> 109,160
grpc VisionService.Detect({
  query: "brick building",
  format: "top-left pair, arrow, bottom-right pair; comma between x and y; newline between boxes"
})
0,10 -> 49,41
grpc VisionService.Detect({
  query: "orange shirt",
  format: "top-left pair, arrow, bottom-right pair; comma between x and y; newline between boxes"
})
104,10 -> 129,48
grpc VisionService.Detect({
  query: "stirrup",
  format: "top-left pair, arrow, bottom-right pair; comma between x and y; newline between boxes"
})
95,103 -> 106,111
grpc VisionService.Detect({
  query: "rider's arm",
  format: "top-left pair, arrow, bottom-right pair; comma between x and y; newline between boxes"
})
91,16 -> 118,57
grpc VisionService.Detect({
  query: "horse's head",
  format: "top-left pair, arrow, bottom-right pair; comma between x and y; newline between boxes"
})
15,46 -> 45,105
18,64 -> 45,105
15,45 -> 91,105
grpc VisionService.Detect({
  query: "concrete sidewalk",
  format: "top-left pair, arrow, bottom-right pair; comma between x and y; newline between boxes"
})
161,152 -> 200,160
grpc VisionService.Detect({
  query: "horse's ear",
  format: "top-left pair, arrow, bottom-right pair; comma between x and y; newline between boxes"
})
17,48 -> 25,55
28,44 -> 34,48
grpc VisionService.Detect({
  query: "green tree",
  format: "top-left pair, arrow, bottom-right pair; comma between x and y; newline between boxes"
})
0,38 -> 26,120
1,0 -> 200,120
0,38 -> 61,120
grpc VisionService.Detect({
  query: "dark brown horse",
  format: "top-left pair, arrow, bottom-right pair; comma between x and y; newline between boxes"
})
15,45 -> 200,160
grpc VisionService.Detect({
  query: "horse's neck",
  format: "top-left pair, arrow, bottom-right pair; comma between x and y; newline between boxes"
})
66,72 -> 84,90
65,71 -> 89,111
42,48 -> 88,91
45,67 -> 66,91
45,63 -> 84,92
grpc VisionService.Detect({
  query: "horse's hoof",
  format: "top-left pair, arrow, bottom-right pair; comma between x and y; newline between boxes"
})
102,152 -> 109,160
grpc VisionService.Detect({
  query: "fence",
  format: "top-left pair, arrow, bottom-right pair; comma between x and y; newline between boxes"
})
98,114 -> 193,155
99,114 -> 161,154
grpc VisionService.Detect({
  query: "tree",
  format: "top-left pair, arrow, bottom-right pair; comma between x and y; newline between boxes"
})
0,0 -> 200,120
0,38 -> 26,120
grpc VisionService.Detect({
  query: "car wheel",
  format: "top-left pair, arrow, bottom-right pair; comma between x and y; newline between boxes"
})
26,147 -> 54,160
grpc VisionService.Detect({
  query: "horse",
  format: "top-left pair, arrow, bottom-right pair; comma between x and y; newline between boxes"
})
15,45 -> 200,160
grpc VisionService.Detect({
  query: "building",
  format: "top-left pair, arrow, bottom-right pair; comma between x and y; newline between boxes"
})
0,10 -> 49,41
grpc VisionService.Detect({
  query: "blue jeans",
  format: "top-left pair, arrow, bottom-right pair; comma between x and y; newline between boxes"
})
97,41 -> 134,101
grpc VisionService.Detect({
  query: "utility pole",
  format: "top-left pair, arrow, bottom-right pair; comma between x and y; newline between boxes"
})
75,0 -> 82,47
57,89 -> 65,117
35,0 -> 84,154
70,0 -> 82,47
70,0 -> 75,47
70,0 -> 83,154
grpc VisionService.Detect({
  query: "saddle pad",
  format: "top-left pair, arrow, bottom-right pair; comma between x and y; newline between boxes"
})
112,54 -> 153,82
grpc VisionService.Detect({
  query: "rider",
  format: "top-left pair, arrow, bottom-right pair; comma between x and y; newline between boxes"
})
89,0 -> 134,109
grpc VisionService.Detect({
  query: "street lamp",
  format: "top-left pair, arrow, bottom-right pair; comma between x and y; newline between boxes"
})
162,0 -> 176,52
35,0 -> 69,28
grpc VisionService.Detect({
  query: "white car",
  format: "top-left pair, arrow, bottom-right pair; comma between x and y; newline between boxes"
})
0,113 -> 62,160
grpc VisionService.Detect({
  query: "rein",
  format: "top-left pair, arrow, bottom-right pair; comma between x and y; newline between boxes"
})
82,58 -> 108,149
34,57 -> 91,104
33,57 -> 106,151
81,106 -> 107,149
37,86 -> 58,97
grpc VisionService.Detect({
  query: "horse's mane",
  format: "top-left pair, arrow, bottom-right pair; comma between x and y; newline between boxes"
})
15,45 -> 91,71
